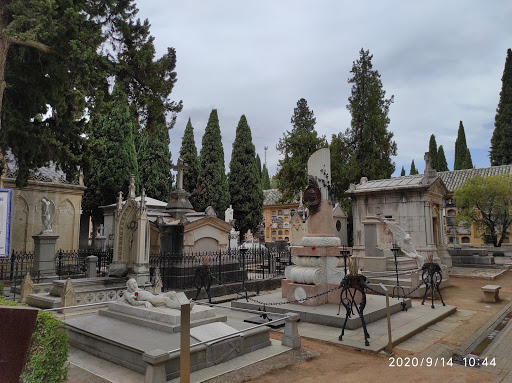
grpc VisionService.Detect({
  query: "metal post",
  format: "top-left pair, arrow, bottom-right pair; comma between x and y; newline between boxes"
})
240,248 -> 248,301
380,283 -> 393,354
180,303 -> 190,383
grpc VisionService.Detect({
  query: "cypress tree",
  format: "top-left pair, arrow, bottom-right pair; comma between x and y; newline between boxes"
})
400,166 -> 406,176
83,84 -> 139,227
437,145 -> 449,171
136,105 -> 172,202
454,121 -> 471,170
463,149 -> 474,169
490,48 -> 512,165
255,154 -> 262,180
179,118 -> 200,195
195,110 -> 230,219
261,164 -> 271,190
276,98 -> 326,202
410,159 -> 418,175
229,115 -> 263,237
429,134 -> 439,170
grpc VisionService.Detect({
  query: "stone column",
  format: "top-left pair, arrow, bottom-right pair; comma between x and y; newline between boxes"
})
85,256 -> 98,278
281,312 -> 301,349
32,234 -> 59,280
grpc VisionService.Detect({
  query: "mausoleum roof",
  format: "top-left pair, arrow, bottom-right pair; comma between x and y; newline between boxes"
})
347,174 -> 436,193
438,164 -> 512,193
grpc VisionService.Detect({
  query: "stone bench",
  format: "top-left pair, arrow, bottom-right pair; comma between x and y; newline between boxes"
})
481,285 -> 501,303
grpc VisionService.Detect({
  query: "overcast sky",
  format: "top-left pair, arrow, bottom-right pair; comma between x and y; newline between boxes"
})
136,1 -> 511,179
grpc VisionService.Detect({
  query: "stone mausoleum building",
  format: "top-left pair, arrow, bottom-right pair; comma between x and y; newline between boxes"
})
2,154 -> 85,252
347,156 -> 451,271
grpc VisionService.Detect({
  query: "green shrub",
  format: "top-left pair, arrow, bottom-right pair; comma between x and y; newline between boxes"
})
0,296 -> 18,306
493,251 -> 505,257
0,281 -> 4,297
21,311 -> 69,383
0,299 -> 68,382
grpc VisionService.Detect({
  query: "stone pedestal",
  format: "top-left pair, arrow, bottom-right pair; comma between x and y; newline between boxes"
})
32,234 -> 59,280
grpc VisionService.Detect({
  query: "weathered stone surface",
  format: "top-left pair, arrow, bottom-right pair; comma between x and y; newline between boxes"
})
107,301 -> 215,324
190,322 -> 241,343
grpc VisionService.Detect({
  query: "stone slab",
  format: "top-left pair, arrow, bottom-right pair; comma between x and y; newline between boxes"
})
232,291 -> 411,330
64,312 -> 271,380
190,322 -> 241,343
107,301 -> 215,324
282,282 -> 328,306
50,277 -> 127,296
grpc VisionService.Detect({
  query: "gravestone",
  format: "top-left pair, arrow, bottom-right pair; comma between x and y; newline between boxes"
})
282,148 -> 346,306
109,175 -> 151,285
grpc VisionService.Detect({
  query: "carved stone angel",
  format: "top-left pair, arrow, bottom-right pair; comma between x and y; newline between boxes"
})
379,218 -> 424,267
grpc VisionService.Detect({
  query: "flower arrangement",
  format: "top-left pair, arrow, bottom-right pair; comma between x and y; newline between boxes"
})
348,256 -> 360,275
131,291 -> 139,300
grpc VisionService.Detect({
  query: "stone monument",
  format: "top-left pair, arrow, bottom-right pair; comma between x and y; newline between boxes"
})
282,148 -> 347,306
32,197 -> 59,279
165,158 -> 195,218
109,175 -> 151,285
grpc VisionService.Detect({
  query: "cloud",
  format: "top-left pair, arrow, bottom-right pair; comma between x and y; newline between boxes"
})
137,0 -> 512,177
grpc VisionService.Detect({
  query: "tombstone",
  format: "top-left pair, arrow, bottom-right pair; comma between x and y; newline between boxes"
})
109,175 -> 151,286
282,148 -> 346,306
224,205 -> 234,223
32,198 -> 59,279
166,158 -> 194,218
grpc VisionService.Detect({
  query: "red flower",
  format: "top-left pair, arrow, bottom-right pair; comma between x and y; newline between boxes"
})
312,246 -> 316,250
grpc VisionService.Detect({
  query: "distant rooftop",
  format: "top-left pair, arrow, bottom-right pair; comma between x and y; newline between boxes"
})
263,189 -> 300,205
347,174 -> 437,194
438,164 -> 512,192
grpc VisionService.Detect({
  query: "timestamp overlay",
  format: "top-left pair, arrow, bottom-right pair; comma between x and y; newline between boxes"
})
389,356 -> 497,368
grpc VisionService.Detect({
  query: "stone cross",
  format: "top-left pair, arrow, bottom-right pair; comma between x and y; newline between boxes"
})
424,152 -> 432,171
173,158 -> 188,191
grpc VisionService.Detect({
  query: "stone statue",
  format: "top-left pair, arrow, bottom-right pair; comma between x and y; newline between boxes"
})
40,198 -> 55,234
379,218 -> 424,267
120,278 -> 194,309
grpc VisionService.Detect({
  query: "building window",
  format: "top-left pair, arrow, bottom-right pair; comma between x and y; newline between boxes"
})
291,209 -> 296,216
278,210 -> 283,215
502,236 -> 510,244
285,230 -> 289,235
336,220 -> 342,232
272,230 -> 276,235
461,236 -> 470,244
447,209 -> 456,217
278,230 -> 283,236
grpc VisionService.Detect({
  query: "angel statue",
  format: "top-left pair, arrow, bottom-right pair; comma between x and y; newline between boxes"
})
379,218 -> 424,268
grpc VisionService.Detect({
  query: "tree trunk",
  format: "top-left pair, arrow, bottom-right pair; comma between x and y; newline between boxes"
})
0,36 -> 10,132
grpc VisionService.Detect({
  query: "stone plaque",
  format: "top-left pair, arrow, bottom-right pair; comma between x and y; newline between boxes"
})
190,322 -> 240,343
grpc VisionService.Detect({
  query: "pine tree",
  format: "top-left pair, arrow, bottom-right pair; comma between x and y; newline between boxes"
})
136,103 -> 172,202
195,110 -> 230,218
261,164 -> 271,190
345,49 -> 396,180
490,49 -> 512,165
229,115 -> 263,237
410,159 -> 418,175
275,98 -> 326,202
454,121 -> 472,170
437,145 -> 449,171
400,166 -> 406,176
179,118 -> 200,195
82,84 -> 139,227
429,134 -> 439,170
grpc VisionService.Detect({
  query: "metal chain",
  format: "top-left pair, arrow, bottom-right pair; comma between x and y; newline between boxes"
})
210,273 -> 344,305
365,281 -> 425,299
361,267 -> 422,279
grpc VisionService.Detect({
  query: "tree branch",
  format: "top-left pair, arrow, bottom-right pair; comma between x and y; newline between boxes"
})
10,37 -> 51,54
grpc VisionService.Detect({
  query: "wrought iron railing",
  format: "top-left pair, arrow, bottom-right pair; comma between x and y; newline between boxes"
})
149,247 -> 292,291
0,249 -> 114,282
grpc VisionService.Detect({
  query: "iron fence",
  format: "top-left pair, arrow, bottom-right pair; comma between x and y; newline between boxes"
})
149,247 -> 292,291
0,249 -> 114,282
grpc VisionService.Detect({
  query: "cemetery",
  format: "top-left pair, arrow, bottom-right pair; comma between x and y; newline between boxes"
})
1,146 -> 510,383
1,5 -> 512,380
